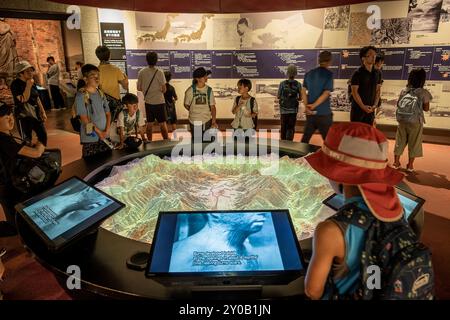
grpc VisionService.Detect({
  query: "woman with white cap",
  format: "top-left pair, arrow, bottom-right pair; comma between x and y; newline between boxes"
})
9,61 -> 47,146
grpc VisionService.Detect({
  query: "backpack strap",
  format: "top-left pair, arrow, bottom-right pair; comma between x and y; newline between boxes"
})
96,88 -> 105,99
329,203 -> 375,231
235,95 -> 240,106
207,86 -> 212,111
123,108 -> 128,123
190,84 -> 213,111
250,96 -> 255,113
144,69 -> 158,99
280,80 -> 288,97
234,95 -> 254,111
135,109 -> 140,136
82,90 -> 92,122
189,84 -> 196,108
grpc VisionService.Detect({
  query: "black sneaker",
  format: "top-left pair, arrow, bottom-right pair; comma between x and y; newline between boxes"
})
0,222 -> 17,237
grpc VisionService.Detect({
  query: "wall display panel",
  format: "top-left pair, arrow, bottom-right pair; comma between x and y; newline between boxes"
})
443,0 -> 450,22
238,10 -> 324,49
211,50 -> 234,78
338,49 -> 362,80
170,51 -> 192,79
98,0 -> 450,129
379,48 -> 407,80
431,47 -> 450,80
403,47 -> 435,79
100,22 -> 127,60
328,50 -> 342,79
408,0 -> 443,34
135,13 -> 213,50
348,12 -> 372,46
370,17 -> 412,45
330,79 -> 353,123
253,79 -> 282,120
324,6 -> 351,31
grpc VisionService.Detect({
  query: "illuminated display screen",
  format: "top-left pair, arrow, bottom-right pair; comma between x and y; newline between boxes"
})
147,210 -> 304,274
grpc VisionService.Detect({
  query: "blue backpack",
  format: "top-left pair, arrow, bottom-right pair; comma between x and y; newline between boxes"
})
327,203 -> 434,300
280,80 -> 300,112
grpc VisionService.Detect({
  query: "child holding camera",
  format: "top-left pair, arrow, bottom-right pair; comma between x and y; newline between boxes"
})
110,93 -> 147,149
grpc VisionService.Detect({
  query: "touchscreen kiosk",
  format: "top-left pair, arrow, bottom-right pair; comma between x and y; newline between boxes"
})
146,210 -> 305,286
15,176 -> 125,252
322,187 -> 425,222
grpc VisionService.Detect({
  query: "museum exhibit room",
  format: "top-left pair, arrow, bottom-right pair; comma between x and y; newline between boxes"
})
0,0 -> 450,305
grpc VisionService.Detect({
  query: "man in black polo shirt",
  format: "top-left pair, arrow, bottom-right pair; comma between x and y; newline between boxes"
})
350,46 -> 382,125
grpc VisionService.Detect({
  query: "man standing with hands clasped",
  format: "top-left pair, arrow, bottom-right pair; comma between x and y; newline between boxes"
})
301,51 -> 334,144
349,46 -> 382,126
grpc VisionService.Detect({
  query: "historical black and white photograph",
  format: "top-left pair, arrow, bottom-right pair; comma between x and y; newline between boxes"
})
348,12 -> 372,45
441,0 -> 450,23
371,18 -> 412,45
408,0 -> 444,33
324,5 -> 350,30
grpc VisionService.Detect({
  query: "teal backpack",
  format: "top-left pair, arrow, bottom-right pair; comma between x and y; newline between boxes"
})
327,203 -> 434,300
190,84 -> 213,110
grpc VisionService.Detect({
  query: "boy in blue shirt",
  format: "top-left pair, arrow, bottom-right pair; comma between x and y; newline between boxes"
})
75,64 -> 111,158
301,51 -> 334,144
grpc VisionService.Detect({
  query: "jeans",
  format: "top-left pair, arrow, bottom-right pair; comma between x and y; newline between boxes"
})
17,116 -> 48,146
280,113 -> 297,141
49,85 -> 65,109
301,114 -> 333,144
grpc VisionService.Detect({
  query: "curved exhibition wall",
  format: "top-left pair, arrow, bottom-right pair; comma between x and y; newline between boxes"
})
95,0 -> 450,131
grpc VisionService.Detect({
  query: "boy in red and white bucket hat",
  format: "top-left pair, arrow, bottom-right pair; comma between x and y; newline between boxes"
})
303,122 -> 405,299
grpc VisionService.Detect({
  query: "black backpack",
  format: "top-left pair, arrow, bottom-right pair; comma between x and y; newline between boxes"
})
12,148 -> 62,197
104,92 -> 124,123
280,80 -> 300,112
347,80 -> 353,103
235,96 -> 257,130
327,203 -> 434,300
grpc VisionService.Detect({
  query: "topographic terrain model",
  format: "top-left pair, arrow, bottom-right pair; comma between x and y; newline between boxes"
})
97,154 -> 334,243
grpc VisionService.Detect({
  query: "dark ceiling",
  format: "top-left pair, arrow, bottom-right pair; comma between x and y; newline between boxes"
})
50,0 -> 376,13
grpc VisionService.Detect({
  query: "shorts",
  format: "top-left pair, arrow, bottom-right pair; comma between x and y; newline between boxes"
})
394,122 -> 423,158
145,103 -> 167,123
165,102 -> 177,124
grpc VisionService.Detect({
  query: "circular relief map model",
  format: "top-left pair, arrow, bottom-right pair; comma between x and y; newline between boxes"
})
96,154 -> 334,243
